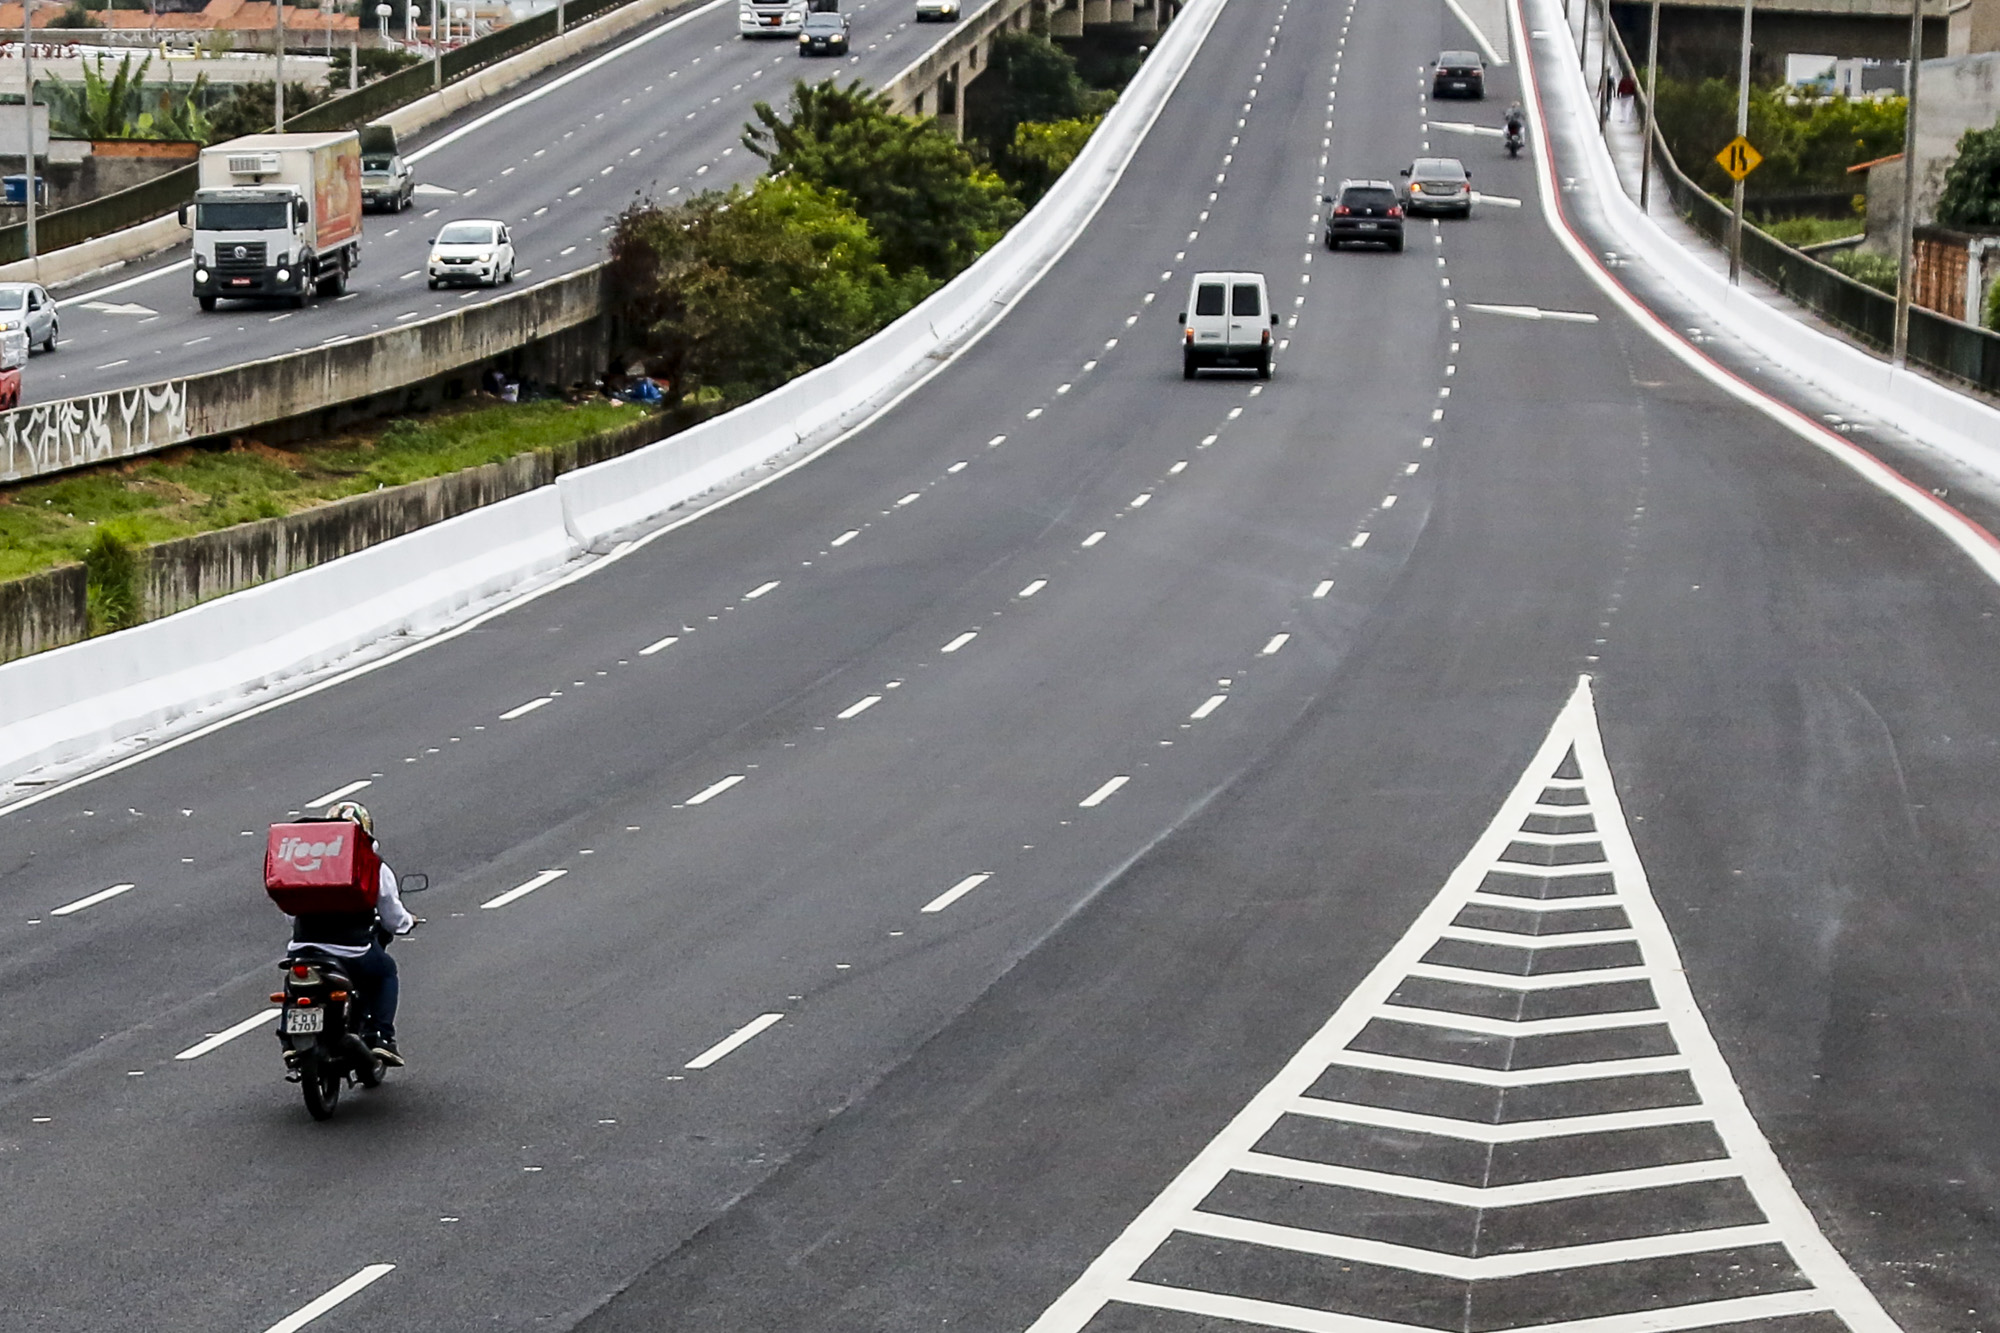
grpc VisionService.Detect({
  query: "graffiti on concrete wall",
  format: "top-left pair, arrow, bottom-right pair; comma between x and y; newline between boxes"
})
0,381 -> 192,483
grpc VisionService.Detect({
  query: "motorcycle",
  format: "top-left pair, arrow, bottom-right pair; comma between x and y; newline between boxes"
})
1504,123 -> 1525,158
272,874 -> 426,1121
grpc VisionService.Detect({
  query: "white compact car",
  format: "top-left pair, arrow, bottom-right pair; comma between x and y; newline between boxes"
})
1179,271 -> 1277,380
427,219 -> 516,289
0,281 -> 58,352
915,0 -> 959,19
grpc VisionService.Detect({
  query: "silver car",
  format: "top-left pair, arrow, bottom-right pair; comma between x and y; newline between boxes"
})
1400,157 -> 1473,219
0,282 -> 58,352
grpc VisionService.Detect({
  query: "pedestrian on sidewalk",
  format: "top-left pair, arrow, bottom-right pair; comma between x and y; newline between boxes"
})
1616,72 -> 1638,121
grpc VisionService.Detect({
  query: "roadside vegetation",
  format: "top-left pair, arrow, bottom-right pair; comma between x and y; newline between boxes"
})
1937,120 -> 2000,230
1652,75 -> 1902,202
1756,216 -> 1863,248
0,401 -> 644,584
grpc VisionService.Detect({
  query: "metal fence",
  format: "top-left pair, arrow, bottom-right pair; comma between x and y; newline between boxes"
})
0,0 -> 658,264
1597,7 -> 2000,399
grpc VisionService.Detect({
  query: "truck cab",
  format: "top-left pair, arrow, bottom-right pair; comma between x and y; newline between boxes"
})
186,132 -> 363,311
360,123 -> 414,213
739,0 -> 808,36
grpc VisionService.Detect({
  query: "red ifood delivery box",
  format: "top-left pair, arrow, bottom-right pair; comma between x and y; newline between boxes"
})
264,821 -> 381,914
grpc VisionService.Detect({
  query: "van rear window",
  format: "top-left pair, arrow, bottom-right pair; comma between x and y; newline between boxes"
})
1195,284 -> 1226,316
1231,284 -> 1261,316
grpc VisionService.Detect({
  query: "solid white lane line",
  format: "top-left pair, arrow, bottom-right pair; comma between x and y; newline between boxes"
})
1465,302 -> 1598,322
50,883 -> 136,916
1329,1047 -> 1687,1087
685,1013 -> 783,1069
743,580 -> 780,599
640,634 -> 680,656
831,529 -> 860,546
1312,580 -> 1334,598
1113,1282 -> 1831,1333
174,1009 -> 280,1060
306,778 -> 372,808
1350,532 -> 1371,548
1079,776 -> 1129,808
1403,961 -> 1653,990
1081,531 -> 1106,547
499,697 -> 552,720
685,774 -> 745,805
838,695 -> 882,719
480,869 -> 568,910
922,872 -> 992,913
1438,923 -> 1638,947
1235,1151 -> 1739,1208
941,631 -> 978,653
1018,580 -> 1047,597
261,1264 -> 397,1333
1190,695 -> 1226,720
1260,633 -> 1289,655
1286,1095 -> 1712,1143
1375,1003 -> 1663,1037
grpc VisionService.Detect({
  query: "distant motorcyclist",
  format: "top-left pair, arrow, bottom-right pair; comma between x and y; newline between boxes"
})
285,800 -> 414,1066
1504,101 -> 1526,135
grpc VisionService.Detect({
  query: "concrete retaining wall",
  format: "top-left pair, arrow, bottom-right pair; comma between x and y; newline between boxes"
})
0,564 -> 87,664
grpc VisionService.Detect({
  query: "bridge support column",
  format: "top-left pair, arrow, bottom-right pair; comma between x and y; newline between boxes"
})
1083,0 -> 1111,23
1109,0 -> 1133,19
1049,0 -> 1083,35
934,62 -> 963,139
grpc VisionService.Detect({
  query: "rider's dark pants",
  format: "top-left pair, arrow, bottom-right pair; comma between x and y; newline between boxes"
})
345,944 -> 400,1041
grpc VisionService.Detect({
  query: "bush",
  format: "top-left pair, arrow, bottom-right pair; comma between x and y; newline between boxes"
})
1937,120 -> 2000,229
1004,115 -> 1099,204
609,177 -> 932,402
1824,247 -> 1899,294
82,525 -> 141,634
964,30 -> 1108,160
57,1 -> 103,27
347,46 -> 425,88
1757,215 -> 1862,247
1985,276 -> 2000,332
208,81 -> 329,141
745,79 -> 1022,280
1653,76 -> 1904,198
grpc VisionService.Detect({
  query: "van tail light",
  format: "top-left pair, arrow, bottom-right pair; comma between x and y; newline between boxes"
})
1261,329 -> 1272,345
1185,329 -> 1194,344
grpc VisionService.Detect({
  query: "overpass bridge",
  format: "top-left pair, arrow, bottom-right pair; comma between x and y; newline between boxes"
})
1610,0 -> 1951,80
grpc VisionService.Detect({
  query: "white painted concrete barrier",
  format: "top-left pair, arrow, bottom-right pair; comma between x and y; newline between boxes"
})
0,0 -> 1228,787
1530,0 -> 2000,478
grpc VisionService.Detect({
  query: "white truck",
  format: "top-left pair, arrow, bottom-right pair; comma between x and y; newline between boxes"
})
184,131 -> 364,311
739,0 -> 808,36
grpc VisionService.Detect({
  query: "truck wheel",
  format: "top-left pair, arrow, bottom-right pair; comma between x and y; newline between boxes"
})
317,266 -> 347,298
1182,353 -> 1197,381
289,292 -> 307,309
427,278 -> 440,291
198,295 -> 217,311
1257,351 -> 1273,381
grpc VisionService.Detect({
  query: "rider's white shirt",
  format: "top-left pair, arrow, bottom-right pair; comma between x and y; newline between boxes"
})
288,864 -> 414,958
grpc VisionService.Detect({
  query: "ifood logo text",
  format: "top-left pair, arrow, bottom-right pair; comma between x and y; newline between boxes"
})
275,834 -> 344,873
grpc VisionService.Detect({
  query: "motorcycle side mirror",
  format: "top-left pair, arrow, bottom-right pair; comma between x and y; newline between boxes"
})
400,873 -> 430,893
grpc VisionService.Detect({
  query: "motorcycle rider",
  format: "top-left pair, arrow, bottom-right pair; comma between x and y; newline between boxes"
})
1504,100 -> 1527,145
285,800 -> 414,1066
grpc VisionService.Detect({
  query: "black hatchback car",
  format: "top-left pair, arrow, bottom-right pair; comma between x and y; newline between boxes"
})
1432,50 -> 1486,99
799,10 -> 849,53
1323,180 -> 1404,251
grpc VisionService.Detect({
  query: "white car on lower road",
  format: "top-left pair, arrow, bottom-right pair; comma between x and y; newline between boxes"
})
915,0 -> 959,19
427,219 -> 516,289
0,282 -> 58,352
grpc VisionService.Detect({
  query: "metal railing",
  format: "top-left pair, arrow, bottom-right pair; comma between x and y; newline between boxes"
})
1597,4 -> 2000,398
0,0 -> 662,264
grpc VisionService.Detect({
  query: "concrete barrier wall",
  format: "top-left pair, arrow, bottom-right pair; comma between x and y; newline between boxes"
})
0,0 -> 1226,784
0,267 -> 603,484
0,564 -> 87,664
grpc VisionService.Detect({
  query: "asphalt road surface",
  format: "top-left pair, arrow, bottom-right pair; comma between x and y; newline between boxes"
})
23,0 -> 946,407
4,0 -> 1999,1328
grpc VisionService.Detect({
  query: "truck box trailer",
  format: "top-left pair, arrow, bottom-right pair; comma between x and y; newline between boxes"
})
185,131 -> 363,310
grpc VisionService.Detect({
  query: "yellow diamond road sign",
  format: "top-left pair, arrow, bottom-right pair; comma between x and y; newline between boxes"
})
1715,135 -> 1763,181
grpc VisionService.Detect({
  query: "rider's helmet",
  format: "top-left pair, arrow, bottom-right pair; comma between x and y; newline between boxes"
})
326,800 -> 374,837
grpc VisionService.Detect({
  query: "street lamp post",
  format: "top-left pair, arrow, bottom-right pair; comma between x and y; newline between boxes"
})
22,0 -> 34,261
432,2 -> 443,87
1727,0 -> 1751,283
274,0 -> 286,130
1892,0 -> 1924,365
1640,0 -> 1661,210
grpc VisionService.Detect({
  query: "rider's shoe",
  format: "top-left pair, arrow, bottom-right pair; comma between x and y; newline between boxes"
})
371,1038 -> 405,1067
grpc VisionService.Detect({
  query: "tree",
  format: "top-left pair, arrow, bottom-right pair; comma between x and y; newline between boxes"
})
1003,115 -> 1098,203
608,178 -> 932,401
1937,120 -> 2000,229
1653,76 -> 1904,199
56,1 -> 102,27
46,53 -> 153,139
744,79 -> 1021,280
208,81 -> 329,141
964,29 -> 1095,157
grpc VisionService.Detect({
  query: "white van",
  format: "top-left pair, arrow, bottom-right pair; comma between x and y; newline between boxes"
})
1179,271 -> 1277,379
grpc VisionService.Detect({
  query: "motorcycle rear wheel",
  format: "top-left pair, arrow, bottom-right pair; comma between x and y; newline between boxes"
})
301,1059 -> 342,1121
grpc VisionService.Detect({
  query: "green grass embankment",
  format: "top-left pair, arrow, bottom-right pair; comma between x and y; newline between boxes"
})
0,400 -> 648,584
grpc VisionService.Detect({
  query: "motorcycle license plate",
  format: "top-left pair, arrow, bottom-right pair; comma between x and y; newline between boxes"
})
285,1008 -> 324,1034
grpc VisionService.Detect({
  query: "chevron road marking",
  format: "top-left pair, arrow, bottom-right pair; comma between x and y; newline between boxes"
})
1024,676 -> 1901,1333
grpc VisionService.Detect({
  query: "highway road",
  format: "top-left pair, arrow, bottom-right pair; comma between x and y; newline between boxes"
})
22,0 -> 948,407
3,0 -> 1998,1327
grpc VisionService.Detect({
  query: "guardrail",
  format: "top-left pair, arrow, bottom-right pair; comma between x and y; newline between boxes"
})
0,0 -> 667,265
1598,9 -> 2000,398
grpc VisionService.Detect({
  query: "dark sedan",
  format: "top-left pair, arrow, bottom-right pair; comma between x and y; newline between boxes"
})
1431,50 -> 1486,99
799,11 -> 849,53
1323,179 -> 1405,251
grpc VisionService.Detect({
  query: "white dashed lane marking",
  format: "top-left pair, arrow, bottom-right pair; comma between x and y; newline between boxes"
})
481,868 -> 567,910
50,883 -> 135,916
1023,678 -> 1903,1333
305,778 -> 372,808
685,1013 -> 783,1069
260,1264 -> 397,1333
